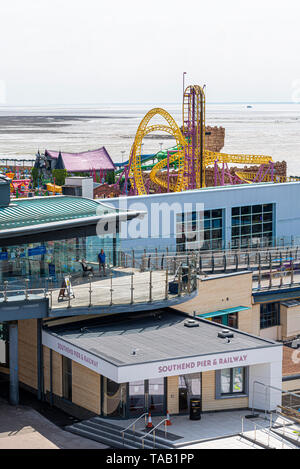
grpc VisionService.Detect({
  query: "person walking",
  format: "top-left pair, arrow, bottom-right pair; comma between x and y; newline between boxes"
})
98,249 -> 106,277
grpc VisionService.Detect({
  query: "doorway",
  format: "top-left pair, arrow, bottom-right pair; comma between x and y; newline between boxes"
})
178,373 -> 202,414
128,378 -> 165,417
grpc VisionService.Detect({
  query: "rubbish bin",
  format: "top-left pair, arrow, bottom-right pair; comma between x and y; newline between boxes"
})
190,399 -> 201,421
168,281 -> 179,294
181,266 -> 189,286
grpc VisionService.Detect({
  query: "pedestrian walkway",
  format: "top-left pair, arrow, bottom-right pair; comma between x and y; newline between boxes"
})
0,398 -> 108,449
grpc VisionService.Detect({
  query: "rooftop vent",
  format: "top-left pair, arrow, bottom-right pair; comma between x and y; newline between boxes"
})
218,329 -> 234,339
184,319 -> 199,328
291,339 -> 300,349
131,348 -> 139,356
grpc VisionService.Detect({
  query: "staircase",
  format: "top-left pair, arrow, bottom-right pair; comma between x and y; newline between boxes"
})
241,413 -> 300,450
66,417 -> 176,449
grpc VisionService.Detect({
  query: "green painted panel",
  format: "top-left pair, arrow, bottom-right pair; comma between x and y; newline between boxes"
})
0,196 -> 117,230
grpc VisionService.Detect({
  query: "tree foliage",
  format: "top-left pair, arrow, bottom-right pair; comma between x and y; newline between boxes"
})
52,169 -> 68,186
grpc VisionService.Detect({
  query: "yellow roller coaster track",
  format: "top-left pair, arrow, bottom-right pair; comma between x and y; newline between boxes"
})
235,171 -> 300,184
130,86 -> 274,195
131,108 -> 186,195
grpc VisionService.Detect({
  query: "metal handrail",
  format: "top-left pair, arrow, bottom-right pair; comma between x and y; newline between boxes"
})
241,417 -> 295,449
0,268 -> 197,308
270,410 -> 300,444
121,413 -> 148,445
251,380 -> 300,419
140,419 -> 168,449
270,409 -> 300,444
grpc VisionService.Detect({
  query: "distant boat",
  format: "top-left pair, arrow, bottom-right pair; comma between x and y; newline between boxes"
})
247,105 -> 253,109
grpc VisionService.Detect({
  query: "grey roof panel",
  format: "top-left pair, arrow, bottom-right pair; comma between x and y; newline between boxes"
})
46,310 -> 279,367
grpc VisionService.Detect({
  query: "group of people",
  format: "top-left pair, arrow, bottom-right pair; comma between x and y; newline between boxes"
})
80,249 -> 106,276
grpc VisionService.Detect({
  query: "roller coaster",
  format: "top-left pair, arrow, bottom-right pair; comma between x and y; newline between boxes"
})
116,85 -> 275,196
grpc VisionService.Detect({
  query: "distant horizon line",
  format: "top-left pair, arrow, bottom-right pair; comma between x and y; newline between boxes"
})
0,101 -> 299,108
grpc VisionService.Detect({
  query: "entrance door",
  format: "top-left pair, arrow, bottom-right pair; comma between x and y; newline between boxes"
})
178,373 -> 202,414
129,381 -> 146,417
148,378 -> 165,415
129,378 -> 165,417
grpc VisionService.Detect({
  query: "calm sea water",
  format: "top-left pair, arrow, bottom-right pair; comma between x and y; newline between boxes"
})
0,103 -> 300,175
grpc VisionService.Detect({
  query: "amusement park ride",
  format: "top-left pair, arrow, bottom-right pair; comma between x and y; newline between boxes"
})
115,85 -> 296,197
2,84 -> 297,199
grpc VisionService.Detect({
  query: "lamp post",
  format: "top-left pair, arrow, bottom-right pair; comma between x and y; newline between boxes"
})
183,72 -> 187,97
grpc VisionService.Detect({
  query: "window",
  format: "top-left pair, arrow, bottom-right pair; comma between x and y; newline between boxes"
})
216,367 -> 248,398
103,378 -> 127,418
231,204 -> 274,249
227,312 -> 238,329
209,312 -> 238,328
260,303 -> 280,329
62,356 -> 72,401
176,209 -> 224,252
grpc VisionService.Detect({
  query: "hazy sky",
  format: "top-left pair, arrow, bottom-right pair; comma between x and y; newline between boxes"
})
1,0 -> 300,105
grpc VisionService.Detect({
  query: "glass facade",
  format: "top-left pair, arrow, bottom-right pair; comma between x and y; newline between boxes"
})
62,356 -> 72,401
176,209 -> 224,252
0,234 -> 118,289
129,380 -> 146,416
56,366 -> 251,419
260,302 -> 280,329
102,378 -> 127,418
231,204 -> 274,249
128,378 -> 165,417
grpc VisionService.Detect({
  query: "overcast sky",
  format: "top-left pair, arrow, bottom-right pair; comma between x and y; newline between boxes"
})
1,0 -> 300,105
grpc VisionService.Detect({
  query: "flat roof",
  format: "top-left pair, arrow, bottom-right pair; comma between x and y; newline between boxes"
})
0,196 -> 112,230
0,196 -> 141,239
44,309 -> 279,368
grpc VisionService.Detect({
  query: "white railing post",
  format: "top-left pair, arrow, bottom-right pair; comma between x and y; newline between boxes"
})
149,270 -> 153,303
130,272 -> 134,304
88,273 -> 93,307
110,273 -> 113,306
3,281 -> 8,302
165,267 -> 169,300
25,278 -> 29,300
67,274 -> 72,309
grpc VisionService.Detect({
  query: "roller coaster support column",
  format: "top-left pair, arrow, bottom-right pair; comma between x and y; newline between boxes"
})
214,160 -> 218,187
167,151 -> 170,193
270,162 -> 275,182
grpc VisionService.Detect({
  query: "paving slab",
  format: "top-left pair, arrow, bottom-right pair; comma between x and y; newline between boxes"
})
0,398 -> 108,449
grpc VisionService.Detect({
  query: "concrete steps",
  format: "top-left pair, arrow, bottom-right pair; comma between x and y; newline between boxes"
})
66,417 -> 175,449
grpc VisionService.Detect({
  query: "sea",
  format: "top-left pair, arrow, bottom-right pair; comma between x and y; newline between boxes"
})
0,102 -> 300,175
